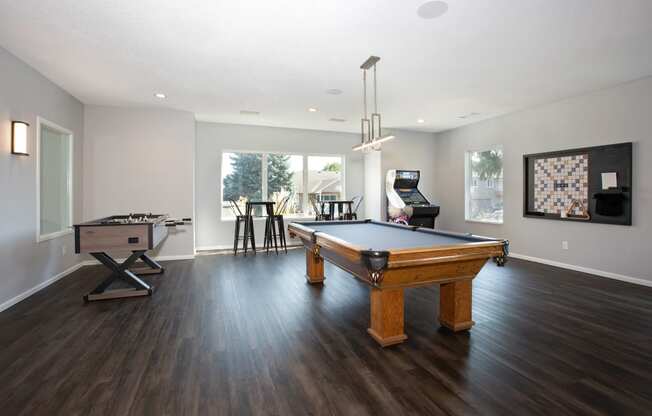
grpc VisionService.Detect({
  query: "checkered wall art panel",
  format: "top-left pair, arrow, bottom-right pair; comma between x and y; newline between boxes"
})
533,154 -> 589,215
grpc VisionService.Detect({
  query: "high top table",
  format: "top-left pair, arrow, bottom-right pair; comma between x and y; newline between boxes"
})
319,199 -> 354,220
243,201 -> 277,254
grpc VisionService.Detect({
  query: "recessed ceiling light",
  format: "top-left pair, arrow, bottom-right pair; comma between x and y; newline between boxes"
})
308,108 -> 318,112
417,119 -> 425,124
326,89 -> 342,95
329,118 -> 347,122
459,112 -> 481,119
154,92 -> 166,99
417,1 -> 449,19
240,110 -> 260,115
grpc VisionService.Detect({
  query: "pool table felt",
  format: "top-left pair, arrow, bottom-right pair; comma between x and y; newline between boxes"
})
303,222 -> 495,251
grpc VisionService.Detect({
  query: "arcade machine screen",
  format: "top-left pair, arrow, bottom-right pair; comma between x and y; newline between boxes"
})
386,169 -> 440,228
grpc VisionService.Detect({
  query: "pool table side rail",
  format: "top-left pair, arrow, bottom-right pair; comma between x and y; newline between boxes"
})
387,243 -> 505,268
292,219 -> 506,244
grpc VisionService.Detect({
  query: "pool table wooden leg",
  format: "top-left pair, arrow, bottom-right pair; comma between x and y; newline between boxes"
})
305,247 -> 324,284
368,288 -> 408,347
439,279 -> 475,331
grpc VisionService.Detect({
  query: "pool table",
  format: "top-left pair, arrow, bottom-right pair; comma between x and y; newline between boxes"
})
288,220 -> 509,347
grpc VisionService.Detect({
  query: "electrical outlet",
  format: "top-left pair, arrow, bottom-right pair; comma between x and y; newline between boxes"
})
562,241 -> 569,250
62,245 -> 67,256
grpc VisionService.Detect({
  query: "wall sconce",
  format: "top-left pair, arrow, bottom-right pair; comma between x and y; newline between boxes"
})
11,121 -> 29,155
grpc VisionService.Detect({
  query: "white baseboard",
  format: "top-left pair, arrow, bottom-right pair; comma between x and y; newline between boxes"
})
0,262 -> 86,313
151,254 -> 196,261
195,245 -> 233,251
509,252 -> 652,287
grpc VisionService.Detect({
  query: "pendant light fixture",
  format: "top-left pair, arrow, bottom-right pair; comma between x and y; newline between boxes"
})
353,56 -> 395,151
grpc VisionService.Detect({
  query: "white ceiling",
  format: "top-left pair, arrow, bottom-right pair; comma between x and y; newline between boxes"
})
1,0 -> 652,133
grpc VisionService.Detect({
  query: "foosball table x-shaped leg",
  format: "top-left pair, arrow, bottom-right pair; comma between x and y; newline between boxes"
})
84,250 -> 162,302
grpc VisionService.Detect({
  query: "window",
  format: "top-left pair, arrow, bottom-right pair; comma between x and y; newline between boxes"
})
37,118 -> 73,241
221,152 -> 344,219
222,152 -> 263,218
465,147 -> 503,224
267,154 -> 304,217
307,156 -> 343,216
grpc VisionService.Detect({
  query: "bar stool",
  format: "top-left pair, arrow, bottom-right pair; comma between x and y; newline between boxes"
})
261,202 -> 279,254
320,199 -> 333,220
271,195 -> 290,254
351,195 -> 363,220
243,202 -> 261,256
310,196 -> 327,221
230,200 -> 255,256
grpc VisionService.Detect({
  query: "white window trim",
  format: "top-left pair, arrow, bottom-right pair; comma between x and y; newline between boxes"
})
464,145 -> 504,225
464,219 -> 503,225
220,150 -> 346,221
36,117 -> 74,242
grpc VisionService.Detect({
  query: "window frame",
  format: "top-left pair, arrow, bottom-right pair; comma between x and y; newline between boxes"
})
36,116 -> 74,242
464,145 -> 504,225
220,150 -> 346,221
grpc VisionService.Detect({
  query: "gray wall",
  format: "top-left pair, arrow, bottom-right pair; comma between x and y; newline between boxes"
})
195,122 -> 365,249
83,106 -> 195,257
194,122 -> 439,249
363,150 -> 382,220
434,77 -> 652,282
0,47 -> 84,310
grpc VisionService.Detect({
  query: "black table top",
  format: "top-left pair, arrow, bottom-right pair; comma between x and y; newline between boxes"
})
246,201 -> 275,205
319,200 -> 353,204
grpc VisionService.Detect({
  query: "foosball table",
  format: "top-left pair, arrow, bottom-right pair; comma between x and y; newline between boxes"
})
74,213 -> 191,302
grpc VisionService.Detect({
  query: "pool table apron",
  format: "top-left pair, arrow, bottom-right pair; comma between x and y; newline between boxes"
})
298,233 -> 503,347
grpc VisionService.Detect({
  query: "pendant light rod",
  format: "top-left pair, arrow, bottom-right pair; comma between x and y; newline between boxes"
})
363,69 -> 368,119
356,55 -> 394,151
373,64 -> 378,114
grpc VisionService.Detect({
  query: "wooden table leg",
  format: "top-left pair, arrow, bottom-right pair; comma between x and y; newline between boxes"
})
439,279 -> 475,331
368,287 -> 408,347
305,247 -> 324,284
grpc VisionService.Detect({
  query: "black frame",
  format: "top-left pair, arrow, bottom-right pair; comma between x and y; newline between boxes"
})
523,142 -> 632,225
11,121 -> 30,156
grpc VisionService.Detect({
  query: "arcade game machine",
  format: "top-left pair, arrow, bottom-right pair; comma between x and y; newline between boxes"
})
386,169 -> 440,228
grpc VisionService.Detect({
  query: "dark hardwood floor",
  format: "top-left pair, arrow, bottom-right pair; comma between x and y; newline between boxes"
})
1,250 -> 651,415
